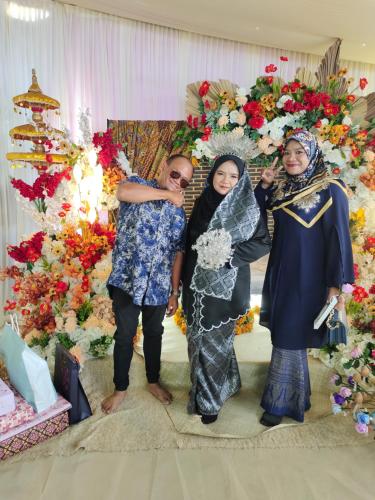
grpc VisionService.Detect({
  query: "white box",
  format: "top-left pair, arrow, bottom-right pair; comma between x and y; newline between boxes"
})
0,379 -> 16,416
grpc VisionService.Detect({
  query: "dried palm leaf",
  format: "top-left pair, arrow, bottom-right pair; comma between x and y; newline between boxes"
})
351,97 -> 368,126
315,38 -> 342,86
294,67 -> 318,87
365,92 -> 375,121
185,79 -> 239,117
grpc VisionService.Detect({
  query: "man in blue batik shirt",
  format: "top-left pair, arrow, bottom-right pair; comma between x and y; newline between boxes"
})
102,155 -> 194,413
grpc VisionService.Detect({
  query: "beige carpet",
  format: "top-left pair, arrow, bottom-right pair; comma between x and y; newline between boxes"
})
2,351 -> 372,468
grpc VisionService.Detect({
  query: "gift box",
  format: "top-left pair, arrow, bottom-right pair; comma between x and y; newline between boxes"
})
0,386 -> 35,433
0,394 -> 71,461
0,378 -> 15,416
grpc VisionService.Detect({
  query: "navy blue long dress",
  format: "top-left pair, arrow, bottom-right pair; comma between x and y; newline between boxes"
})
255,178 -> 354,422
255,179 -> 354,350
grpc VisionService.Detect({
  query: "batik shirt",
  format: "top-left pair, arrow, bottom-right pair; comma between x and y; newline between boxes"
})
108,176 -> 186,306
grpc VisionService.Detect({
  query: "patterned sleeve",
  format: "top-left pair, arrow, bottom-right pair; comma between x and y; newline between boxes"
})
174,211 -> 187,253
123,175 -> 151,186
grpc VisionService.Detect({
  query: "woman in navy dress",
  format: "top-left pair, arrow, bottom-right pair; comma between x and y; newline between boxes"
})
254,130 -> 354,426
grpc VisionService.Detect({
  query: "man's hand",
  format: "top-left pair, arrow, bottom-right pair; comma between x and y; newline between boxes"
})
260,157 -> 279,188
166,190 -> 184,207
166,295 -> 178,317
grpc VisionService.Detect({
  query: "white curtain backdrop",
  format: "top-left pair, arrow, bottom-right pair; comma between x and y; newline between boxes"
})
1,0 -> 375,318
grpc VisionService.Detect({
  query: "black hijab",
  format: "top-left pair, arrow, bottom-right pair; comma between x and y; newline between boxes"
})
188,154 -> 246,245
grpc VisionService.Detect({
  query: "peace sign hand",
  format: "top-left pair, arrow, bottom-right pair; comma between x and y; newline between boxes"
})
260,157 -> 279,189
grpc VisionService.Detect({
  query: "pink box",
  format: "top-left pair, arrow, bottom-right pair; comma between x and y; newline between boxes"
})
0,379 -> 15,416
0,387 -> 35,434
0,395 -> 71,460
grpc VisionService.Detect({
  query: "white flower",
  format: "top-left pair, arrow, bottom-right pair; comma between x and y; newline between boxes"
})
192,229 -> 233,270
342,116 -> 352,127
218,115 -> 229,128
219,106 -> 229,116
276,95 -> 292,109
232,127 -> 245,138
363,150 -> 375,162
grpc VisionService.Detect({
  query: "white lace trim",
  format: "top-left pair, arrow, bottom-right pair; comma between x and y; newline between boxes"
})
186,292 -> 251,334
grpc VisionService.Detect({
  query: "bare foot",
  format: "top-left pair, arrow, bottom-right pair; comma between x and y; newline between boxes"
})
101,390 -> 127,414
148,383 -> 173,405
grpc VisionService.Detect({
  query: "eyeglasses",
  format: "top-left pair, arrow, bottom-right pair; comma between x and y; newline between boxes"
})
169,170 -> 190,189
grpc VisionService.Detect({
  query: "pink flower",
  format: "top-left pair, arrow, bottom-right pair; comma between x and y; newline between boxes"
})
355,423 -> 368,434
350,346 -> 362,359
371,349 -> 375,359
342,283 -> 354,293
339,387 -> 352,398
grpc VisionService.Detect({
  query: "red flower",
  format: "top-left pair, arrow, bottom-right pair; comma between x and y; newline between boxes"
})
332,167 -> 341,175
346,95 -> 356,102
352,285 -> 369,303
4,300 -> 17,311
323,103 -> 340,117
290,81 -> 301,92
204,100 -> 211,110
39,303 -> 51,315
369,284 -> 375,294
315,120 -> 322,128
243,101 -> 261,116
281,84 -> 289,94
203,127 -> 212,136
353,264 -> 360,280
192,117 -> 199,129
46,154 -> 53,163
7,232 -> 45,264
201,135 -> 209,142
44,140 -> 53,150
62,203 -> 71,211
248,116 -> 265,129
201,113 -> 207,124
265,64 -> 277,73
56,281 -> 68,294
371,349 -> 375,359
364,237 -> 375,251
265,76 -> 274,85
198,81 -> 210,97
187,115 -> 193,127
93,129 -> 122,168
351,147 -> 361,158
280,56 -> 288,61
359,78 -> 368,90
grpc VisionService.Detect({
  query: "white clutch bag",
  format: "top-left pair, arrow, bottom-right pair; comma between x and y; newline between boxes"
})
313,295 -> 338,330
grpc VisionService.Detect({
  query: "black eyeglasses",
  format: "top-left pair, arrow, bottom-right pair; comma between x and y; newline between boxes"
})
169,170 -> 190,189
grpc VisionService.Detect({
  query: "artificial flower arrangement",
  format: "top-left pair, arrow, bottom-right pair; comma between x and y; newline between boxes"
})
1,109 -> 132,368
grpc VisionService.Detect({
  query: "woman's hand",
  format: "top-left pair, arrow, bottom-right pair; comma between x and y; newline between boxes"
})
260,157 -> 279,188
326,287 -> 345,310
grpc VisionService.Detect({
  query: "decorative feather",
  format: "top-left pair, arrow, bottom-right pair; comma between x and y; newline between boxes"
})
206,132 -> 260,161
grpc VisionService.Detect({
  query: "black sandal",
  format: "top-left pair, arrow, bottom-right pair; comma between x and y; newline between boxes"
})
260,412 -> 282,427
201,414 -> 218,425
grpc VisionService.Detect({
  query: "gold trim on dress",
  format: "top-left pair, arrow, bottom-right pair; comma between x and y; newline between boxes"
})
281,198 -> 333,228
271,178 -> 347,212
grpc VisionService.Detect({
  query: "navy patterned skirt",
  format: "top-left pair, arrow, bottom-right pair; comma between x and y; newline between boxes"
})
261,347 -> 311,422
